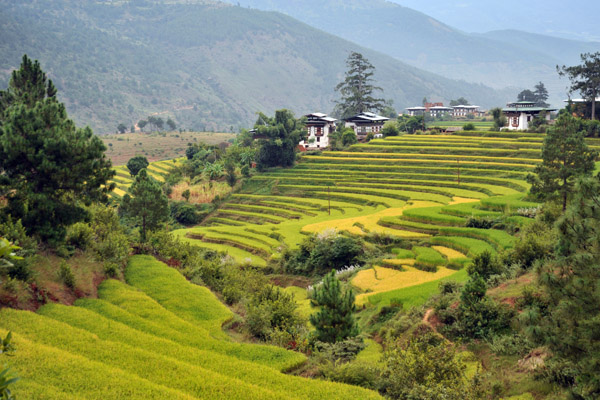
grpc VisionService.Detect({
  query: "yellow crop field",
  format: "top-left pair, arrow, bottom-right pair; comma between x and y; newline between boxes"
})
353,266 -> 457,305
432,246 -> 466,260
301,201 -> 436,237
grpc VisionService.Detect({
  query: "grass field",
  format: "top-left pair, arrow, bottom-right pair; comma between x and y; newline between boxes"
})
102,131 -> 236,166
0,256 -> 384,400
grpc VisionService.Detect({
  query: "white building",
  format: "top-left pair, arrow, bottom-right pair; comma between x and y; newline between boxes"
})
344,112 -> 389,141
299,112 -> 337,149
406,106 -> 426,116
502,101 -> 555,131
452,105 -> 480,117
429,106 -> 453,117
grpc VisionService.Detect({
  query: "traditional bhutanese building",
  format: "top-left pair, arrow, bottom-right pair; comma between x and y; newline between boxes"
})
502,101 -> 556,131
405,106 -> 426,116
344,112 -> 389,141
452,105 -> 480,117
428,106 -> 453,117
299,113 -> 337,149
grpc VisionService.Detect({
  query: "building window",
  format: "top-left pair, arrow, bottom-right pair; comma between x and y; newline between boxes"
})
316,137 -> 320,142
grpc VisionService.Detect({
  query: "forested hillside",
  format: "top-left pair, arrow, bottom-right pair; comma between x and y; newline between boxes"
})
227,0 -> 600,106
0,0 -> 509,133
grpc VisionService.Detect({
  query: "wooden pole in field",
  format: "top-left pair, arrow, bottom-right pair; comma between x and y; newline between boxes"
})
328,185 -> 331,215
457,159 -> 460,185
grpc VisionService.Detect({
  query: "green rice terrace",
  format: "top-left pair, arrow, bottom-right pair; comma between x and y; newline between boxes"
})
107,158 -> 182,198
176,130 -> 600,308
2,255 -> 382,399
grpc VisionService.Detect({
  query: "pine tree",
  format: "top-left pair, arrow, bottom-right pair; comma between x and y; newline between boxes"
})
533,81 -> 550,107
120,169 -> 169,242
527,113 -> 597,211
127,156 -> 149,177
310,270 -> 358,343
334,52 -> 384,118
558,52 -> 600,120
523,177 -> 600,398
0,55 -> 114,244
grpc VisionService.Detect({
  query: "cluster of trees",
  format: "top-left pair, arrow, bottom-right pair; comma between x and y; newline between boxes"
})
136,116 -> 176,133
516,81 -> 550,107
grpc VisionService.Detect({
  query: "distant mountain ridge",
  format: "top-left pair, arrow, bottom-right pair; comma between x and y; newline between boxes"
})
226,0 -> 600,107
0,0 -> 511,133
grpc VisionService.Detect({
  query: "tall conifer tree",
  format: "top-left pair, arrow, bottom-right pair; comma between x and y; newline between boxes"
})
334,52 -> 384,118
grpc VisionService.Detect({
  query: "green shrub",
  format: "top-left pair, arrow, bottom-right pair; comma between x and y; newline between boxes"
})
246,285 -> 304,341
315,336 -> 366,363
170,201 -> 199,225
66,222 -> 94,250
467,250 -> 503,281
57,261 -> 75,289
320,361 -> 381,391
463,123 -> 476,131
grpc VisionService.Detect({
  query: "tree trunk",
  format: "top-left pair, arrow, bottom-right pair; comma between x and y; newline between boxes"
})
563,177 -> 568,211
592,95 -> 596,121
142,214 -> 146,242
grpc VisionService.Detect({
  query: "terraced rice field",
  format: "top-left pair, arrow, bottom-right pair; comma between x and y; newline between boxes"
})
173,130 -> 555,305
108,158 -> 183,200
1,256 -> 383,400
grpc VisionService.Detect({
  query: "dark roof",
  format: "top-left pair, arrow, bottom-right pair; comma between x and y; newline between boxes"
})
345,112 -> 389,123
503,107 -> 556,112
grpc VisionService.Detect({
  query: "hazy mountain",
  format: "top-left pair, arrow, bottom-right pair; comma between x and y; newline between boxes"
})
226,0 -> 600,107
0,0 -> 510,133
390,0 -> 600,42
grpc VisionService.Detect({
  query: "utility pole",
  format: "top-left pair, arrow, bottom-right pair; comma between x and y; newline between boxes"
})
457,159 -> 460,185
328,185 -> 331,215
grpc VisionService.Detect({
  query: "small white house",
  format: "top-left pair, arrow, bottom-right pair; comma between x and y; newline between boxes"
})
502,101 -> 555,131
299,112 -> 337,149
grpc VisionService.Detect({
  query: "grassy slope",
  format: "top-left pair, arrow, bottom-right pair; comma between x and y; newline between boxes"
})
0,256 -> 383,400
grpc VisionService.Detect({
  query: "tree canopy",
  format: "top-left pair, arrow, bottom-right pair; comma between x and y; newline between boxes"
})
310,269 -> 359,343
0,55 -> 114,244
524,177 -> 600,398
127,156 -> 149,177
334,52 -> 384,118
120,169 -> 169,242
559,52 -> 600,120
527,114 -> 598,210
254,109 -> 304,171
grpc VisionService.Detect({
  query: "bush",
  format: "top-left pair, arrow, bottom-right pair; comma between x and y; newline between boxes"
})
246,285 -> 304,341
467,250 -> 503,281
170,201 -> 199,225
463,122 -> 476,131
314,336 -> 366,363
57,260 -> 75,289
66,222 -> 94,250
509,219 -> 556,268
320,361 -> 381,391
465,216 -> 496,229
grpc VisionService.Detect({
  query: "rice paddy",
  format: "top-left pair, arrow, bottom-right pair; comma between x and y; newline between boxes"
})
149,130 -> 547,306
0,256 -> 384,399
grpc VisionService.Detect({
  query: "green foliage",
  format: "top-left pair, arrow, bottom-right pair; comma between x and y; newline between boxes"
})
467,250 -> 503,281
558,52 -> 600,120
65,222 -> 94,251
255,110 -> 304,171
523,177 -> 600,397
457,275 -> 514,339
0,332 -> 17,400
334,52 -> 384,118
527,114 -> 598,210
463,122 -> 476,131
246,285 -> 304,341
126,156 -> 149,177
315,336 -> 366,363
0,55 -> 115,244
341,129 -> 358,146
285,232 -> 364,275
381,121 -> 399,137
169,201 -> 199,226
380,327 -> 475,400
57,260 -> 75,289
310,270 -> 359,343
509,218 -> 556,268
120,169 -> 169,241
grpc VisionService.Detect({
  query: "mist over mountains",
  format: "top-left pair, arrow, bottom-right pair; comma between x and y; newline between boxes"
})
227,0 -> 600,108
1,0 -> 515,133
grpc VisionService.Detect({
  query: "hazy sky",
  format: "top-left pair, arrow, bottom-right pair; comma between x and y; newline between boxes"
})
390,0 -> 600,42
